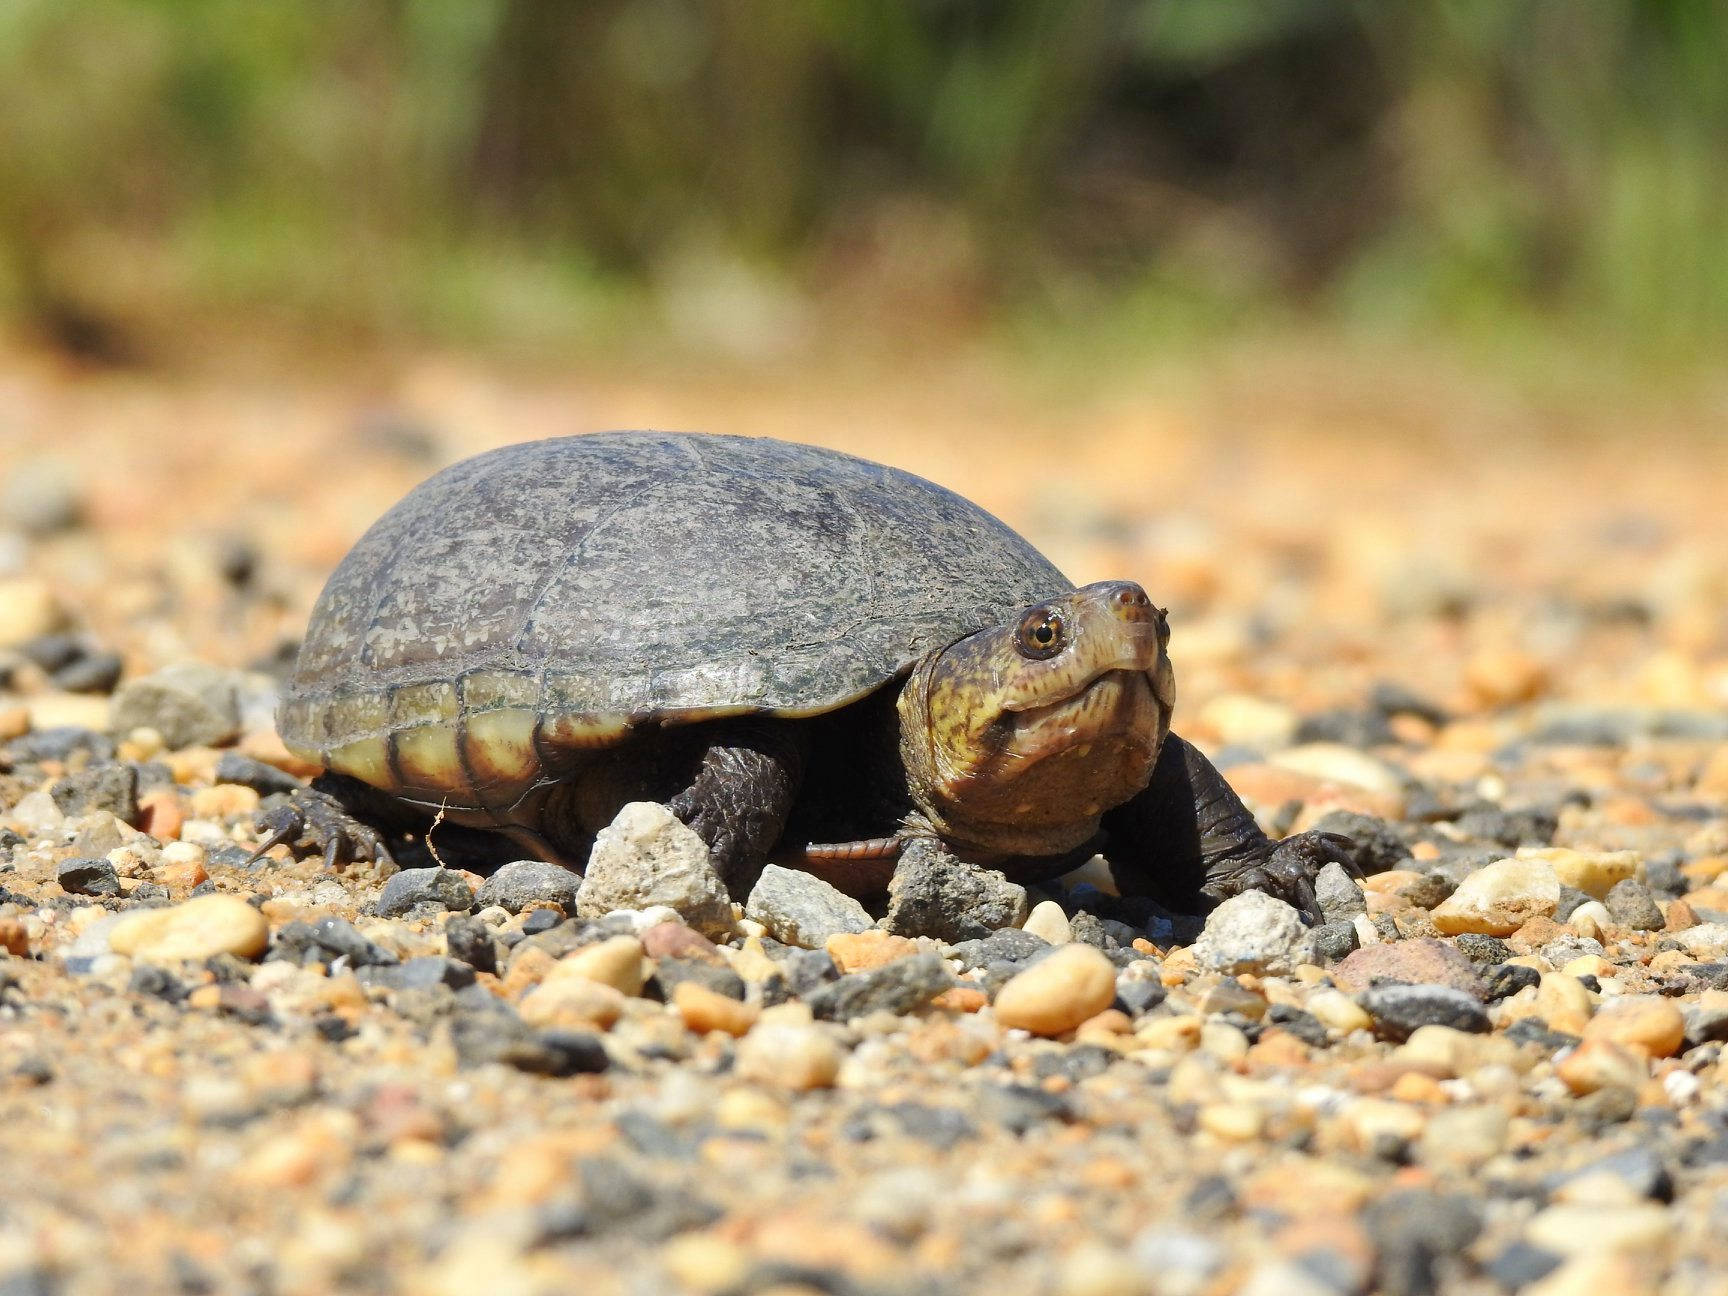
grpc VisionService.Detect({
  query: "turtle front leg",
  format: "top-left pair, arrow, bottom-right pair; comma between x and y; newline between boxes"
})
1102,733 -> 1357,922
249,773 -> 405,869
666,721 -> 808,894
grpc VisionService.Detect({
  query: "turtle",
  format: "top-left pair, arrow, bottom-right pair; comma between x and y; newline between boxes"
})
261,431 -> 1352,917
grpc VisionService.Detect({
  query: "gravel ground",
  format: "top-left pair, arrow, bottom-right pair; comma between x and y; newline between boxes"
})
2,355 -> 1728,1296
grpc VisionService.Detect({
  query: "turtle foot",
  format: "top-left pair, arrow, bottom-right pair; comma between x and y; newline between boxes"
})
1202,830 -> 1357,924
249,786 -> 394,870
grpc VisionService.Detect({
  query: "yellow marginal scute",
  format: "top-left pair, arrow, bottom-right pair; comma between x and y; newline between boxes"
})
464,708 -> 542,790
540,711 -> 633,750
325,735 -> 393,790
392,724 -> 474,802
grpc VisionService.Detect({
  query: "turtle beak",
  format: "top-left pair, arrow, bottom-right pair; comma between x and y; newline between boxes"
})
1000,581 -> 1168,714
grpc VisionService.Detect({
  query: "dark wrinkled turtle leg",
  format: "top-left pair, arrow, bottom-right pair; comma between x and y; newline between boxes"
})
1102,733 -> 1357,921
666,722 -> 808,894
249,773 -> 411,869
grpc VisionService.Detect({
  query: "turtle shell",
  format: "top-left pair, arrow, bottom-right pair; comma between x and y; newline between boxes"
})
279,431 -> 1071,812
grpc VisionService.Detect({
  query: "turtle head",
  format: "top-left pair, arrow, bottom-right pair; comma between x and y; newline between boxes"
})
898,580 -> 1174,859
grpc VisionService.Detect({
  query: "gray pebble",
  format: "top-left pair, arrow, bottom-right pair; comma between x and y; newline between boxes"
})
1452,933 -> 1512,964
650,957 -> 746,1002
1359,984 -> 1490,1041
56,857 -> 120,898
1309,920 -> 1359,963
474,860 -> 582,915
377,867 -> 474,917
806,952 -> 952,1021
1553,886 -> 1593,921
1364,1191 -> 1481,1296
744,864 -> 873,948
1605,878 -> 1665,931
50,763 -> 138,825
111,663 -> 243,750
946,927 -> 1050,972
882,839 -> 1029,942
444,914 -> 497,974
1481,963 -> 1541,1002
1314,861 -> 1366,921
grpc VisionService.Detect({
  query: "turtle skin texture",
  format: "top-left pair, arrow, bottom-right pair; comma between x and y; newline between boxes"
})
262,431 -> 1356,919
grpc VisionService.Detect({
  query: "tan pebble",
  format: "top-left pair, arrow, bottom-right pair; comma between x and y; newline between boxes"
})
1560,954 -> 1613,979
1247,1029 -> 1311,1068
1195,693 -> 1298,747
501,945 -> 556,996
155,858 -> 208,892
0,577 -> 65,647
1198,1102 -> 1265,1141
1389,1072 -> 1447,1104
1344,1098 -> 1427,1148
825,929 -> 920,973
1361,869 -> 1424,895
1523,1253 -> 1657,1296
557,935 -> 648,995
0,917 -> 30,956
1351,914 -> 1381,946
0,705 -> 28,742
1522,847 -> 1640,900
1416,1104 -> 1508,1169
721,935 -> 780,983
109,894 -> 269,962
136,790 -> 185,842
1306,988 -> 1372,1033
1159,947 -> 1197,983
1022,899 -> 1072,944
1463,647 -> 1548,708
1664,899 -> 1698,931
640,921 -> 723,963
1581,995 -> 1685,1058
1567,903 -> 1610,940
661,1235 -> 750,1294
233,1114 -> 356,1188
673,982 -> 758,1037
929,985 -> 987,1013
992,943 -> 1116,1036
518,975 -> 625,1030
714,1087 -> 788,1134
1431,857 -> 1560,936
1132,1015 -> 1200,1052
1242,1161 -> 1377,1217
1200,1021 -> 1250,1062
28,693 -> 109,733
1535,973 -> 1596,1036
1524,1202 -> 1673,1255
734,1023 -> 842,1089
1556,1038 -> 1647,1095
1551,1170 -> 1647,1208
190,783 -> 260,819
1077,1008 -> 1133,1037
1055,1243 -> 1147,1296
1397,1024 -> 1478,1077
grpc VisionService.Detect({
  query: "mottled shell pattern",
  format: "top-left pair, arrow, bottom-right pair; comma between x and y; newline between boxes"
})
279,432 -> 1071,815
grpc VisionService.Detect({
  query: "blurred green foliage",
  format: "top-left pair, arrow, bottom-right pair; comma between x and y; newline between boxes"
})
0,0 -> 1722,365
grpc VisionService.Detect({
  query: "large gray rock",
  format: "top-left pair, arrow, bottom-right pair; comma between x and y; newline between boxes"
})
378,866 -> 474,917
1190,890 -> 1311,975
576,802 -> 734,938
111,663 -> 242,749
745,864 -> 873,949
883,839 -> 1029,942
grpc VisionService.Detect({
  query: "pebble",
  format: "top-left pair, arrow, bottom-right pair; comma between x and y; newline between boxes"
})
1359,984 -> 1490,1041
882,838 -> 1029,940
1555,1039 -> 1647,1095
1534,972 -> 1597,1035
473,860 -> 582,914
733,1022 -> 842,1089
377,867 -> 474,917
824,930 -> 921,973
1525,847 -> 1641,900
1313,861 -> 1365,920
577,802 -> 735,938
673,982 -> 758,1036
109,894 -> 269,962
0,577 -> 66,647
57,857 -> 121,898
1604,879 -> 1665,930
1021,899 -> 1072,945
555,935 -> 649,995
993,944 -> 1117,1036
1190,890 -> 1310,974
1309,920 -> 1358,962
1430,856 -> 1560,935
743,864 -> 873,948
110,663 -> 243,749
1306,988 -> 1372,1033
1524,1203 -> 1673,1255
1330,937 -> 1483,997
806,952 -> 952,1021
1580,995 -> 1685,1058
518,975 -> 626,1030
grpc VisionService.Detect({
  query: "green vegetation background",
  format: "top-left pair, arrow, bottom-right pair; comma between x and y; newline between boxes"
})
1,0 -> 1721,372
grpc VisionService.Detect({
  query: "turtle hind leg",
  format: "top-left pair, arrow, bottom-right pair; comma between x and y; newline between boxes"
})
664,720 -> 808,895
250,772 -> 417,870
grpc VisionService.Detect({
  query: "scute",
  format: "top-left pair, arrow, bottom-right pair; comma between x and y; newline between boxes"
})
281,432 -> 1071,769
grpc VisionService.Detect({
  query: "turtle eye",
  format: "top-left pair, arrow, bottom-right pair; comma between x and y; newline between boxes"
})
1015,607 -> 1067,660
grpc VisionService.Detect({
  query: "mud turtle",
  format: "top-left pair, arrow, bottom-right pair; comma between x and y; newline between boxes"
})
266,431 -> 1348,914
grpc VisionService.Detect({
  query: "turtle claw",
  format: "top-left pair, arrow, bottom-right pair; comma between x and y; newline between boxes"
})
248,787 -> 393,870
1203,830 -> 1358,924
